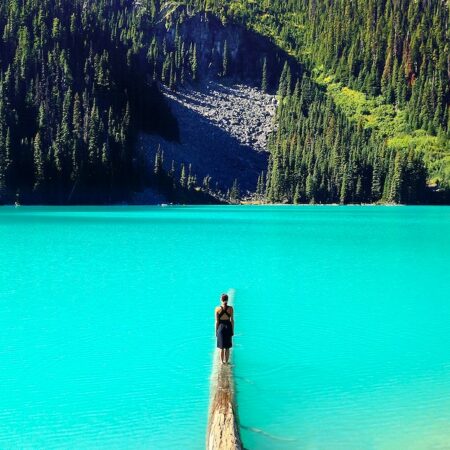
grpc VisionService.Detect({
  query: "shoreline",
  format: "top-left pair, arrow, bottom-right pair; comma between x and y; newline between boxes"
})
4,202 -> 444,208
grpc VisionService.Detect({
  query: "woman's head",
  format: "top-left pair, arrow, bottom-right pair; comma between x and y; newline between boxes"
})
221,293 -> 229,303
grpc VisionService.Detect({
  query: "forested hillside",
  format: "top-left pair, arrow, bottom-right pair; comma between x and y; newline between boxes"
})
0,0 -> 186,203
0,0 -> 448,204
189,0 -> 449,202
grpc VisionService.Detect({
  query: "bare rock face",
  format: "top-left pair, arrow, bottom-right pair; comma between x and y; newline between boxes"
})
137,80 -> 277,194
153,11 -> 300,90
161,81 -> 277,151
134,10 -> 302,200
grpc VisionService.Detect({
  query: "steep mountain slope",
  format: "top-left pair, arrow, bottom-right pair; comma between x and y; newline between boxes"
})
0,0 -> 448,204
138,80 -> 276,196
184,0 -> 449,196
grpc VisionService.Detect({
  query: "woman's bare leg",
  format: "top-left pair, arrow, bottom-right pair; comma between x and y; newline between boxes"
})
220,349 -> 225,363
225,348 -> 230,363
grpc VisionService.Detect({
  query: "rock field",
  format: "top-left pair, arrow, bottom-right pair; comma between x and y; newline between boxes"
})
137,79 -> 278,195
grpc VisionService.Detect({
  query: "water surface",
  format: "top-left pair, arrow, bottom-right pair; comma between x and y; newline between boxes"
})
0,206 -> 449,449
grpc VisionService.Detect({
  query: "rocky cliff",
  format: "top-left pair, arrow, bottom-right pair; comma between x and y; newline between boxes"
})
134,10 -> 301,201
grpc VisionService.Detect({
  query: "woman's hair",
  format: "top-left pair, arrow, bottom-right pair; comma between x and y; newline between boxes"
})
221,293 -> 229,302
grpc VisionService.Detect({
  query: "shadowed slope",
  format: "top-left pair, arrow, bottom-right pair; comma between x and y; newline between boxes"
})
137,80 -> 275,195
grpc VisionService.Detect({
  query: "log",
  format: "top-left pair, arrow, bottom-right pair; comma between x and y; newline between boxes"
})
206,351 -> 243,450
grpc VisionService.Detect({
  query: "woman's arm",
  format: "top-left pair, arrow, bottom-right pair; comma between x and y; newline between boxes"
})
215,308 -> 219,334
230,307 -> 234,335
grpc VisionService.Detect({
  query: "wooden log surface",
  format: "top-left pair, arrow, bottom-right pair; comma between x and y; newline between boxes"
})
206,351 -> 243,450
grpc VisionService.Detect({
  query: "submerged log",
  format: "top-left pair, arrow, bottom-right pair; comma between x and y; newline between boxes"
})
206,352 -> 242,450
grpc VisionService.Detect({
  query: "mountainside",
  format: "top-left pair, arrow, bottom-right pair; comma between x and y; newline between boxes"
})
191,0 -> 449,202
137,80 -> 275,197
0,0 -> 448,204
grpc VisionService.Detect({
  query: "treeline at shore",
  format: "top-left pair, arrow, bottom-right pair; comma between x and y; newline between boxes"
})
186,0 -> 450,204
0,0 -> 448,204
261,72 -> 430,205
0,0 -> 180,204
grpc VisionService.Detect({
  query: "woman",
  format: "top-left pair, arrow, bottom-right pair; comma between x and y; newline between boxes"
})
215,293 -> 234,364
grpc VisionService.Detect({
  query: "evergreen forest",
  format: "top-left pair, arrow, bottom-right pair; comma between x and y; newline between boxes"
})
0,0 -> 448,204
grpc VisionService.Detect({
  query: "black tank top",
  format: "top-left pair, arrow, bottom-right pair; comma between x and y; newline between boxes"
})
217,305 -> 231,321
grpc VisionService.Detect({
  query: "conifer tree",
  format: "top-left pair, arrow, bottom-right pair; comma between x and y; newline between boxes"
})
180,163 -> 186,188
222,40 -> 229,77
33,132 -> 44,191
190,43 -> 198,81
230,178 -> 240,203
261,57 -> 268,93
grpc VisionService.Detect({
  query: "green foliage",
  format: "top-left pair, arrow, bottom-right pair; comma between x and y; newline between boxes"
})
264,76 -> 428,204
0,0 -> 448,204
0,0 -> 178,203
183,0 -> 449,195
315,72 -> 450,186
261,57 -> 267,93
222,40 -> 229,77
229,178 -> 240,203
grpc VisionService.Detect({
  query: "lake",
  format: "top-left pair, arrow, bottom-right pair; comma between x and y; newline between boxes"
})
1,206 -> 449,449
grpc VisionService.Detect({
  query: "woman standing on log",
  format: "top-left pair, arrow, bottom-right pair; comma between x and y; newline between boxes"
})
215,293 -> 234,364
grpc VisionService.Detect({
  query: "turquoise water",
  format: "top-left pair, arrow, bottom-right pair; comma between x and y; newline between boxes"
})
1,206 -> 450,449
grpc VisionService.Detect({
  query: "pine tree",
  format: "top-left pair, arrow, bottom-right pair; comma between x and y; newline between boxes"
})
293,184 -> 300,204
389,153 -> 403,203
222,40 -> 229,77
340,167 -> 348,204
261,57 -> 268,93
230,179 -> 240,203
277,61 -> 291,98
191,43 -> 198,81
154,146 -> 163,175
33,132 -> 44,191
4,128 -> 12,185
101,143 -> 109,168
180,163 -> 186,188
371,158 -> 382,202
88,102 -> 100,170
